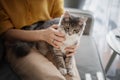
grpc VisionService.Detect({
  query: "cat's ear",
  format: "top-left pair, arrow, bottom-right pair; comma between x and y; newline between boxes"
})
63,11 -> 70,21
63,11 -> 70,18
59,11 -> 70,26
79,17 -> 88,25
83,17 -> 88,22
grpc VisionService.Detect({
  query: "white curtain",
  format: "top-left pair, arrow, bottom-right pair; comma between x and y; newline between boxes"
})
83,0 -> 120,77
83,0 -> 120,55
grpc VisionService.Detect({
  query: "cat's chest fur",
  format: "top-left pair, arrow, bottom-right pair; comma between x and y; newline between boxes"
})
59,29 -> 80,54
63,34 -> 79,46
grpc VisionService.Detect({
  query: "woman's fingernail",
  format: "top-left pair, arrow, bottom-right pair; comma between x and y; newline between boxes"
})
67,54 -> 71,57
57,46 -> 60,49
64,38 -> 66,40
64,48 -> 67,50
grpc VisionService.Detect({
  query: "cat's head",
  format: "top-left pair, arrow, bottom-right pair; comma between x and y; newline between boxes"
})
59,11 -> 88,36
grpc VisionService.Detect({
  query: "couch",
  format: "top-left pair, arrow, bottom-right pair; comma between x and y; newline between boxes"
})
0,9 -> 105,80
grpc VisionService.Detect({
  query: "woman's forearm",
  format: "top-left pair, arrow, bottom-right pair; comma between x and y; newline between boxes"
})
4,29 -> 44,41
4,25 -> 66,49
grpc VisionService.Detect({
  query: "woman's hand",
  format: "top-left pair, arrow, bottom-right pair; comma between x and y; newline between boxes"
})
65,45 -> 79,57
42,25 -> 65,48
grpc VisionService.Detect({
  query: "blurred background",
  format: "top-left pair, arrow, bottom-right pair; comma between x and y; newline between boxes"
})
64,0 -> 120,80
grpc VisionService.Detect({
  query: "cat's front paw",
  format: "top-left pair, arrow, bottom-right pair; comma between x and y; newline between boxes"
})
59,68 -> 67,75
67,69 -> 76,77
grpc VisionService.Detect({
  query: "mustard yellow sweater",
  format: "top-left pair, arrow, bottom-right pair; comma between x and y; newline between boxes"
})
0,0 -> 64,35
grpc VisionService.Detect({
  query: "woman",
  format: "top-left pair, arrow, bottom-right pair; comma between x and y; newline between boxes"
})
0,0 -> 80,80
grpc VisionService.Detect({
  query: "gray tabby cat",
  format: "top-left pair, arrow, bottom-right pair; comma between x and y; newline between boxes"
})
54,11 -> 87,76
12,11 -> 87,76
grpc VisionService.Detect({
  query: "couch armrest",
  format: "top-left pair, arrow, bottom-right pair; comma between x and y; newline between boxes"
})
65,8 -> 94,35
75,36 -> 105,80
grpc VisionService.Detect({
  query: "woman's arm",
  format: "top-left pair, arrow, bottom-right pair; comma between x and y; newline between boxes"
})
4,29 -> 44,42
4,25 -> 65,48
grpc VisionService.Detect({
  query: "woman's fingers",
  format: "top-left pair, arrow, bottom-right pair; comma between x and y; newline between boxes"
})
65,45 -> 78,56
51,34 -> 65,42
65,48 -> 76,53
52,43 -> 60,49
51,25 -> 59,29
52,25 -> 65,37
54,31 -> 65,37
51,39 -> 63,48
66,52 -> 76,57
50,25 -> 65,48
65,45 -> 78,50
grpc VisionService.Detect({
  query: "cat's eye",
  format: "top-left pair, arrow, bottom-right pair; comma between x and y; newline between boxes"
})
80,24 -> 83,28
66,28 -> 69,31
74,30 -> 78,33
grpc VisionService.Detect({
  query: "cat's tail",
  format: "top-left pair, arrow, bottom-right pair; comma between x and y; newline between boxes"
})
12,41 -> 33,58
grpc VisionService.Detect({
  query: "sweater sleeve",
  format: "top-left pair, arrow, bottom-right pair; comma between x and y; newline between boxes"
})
0,5 -> 13,35
51,0 -> 64,18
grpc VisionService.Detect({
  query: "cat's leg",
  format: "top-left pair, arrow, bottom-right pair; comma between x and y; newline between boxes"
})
53,48 -> 67,75
65,56 -> 75,76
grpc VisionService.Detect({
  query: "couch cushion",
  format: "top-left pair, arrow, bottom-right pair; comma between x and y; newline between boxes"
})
75,36 -> 105,80
0,37 -> 4,61
0,60 -> 20,80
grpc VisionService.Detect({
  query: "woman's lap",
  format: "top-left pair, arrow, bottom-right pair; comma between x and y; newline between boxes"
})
6,47 -> 80,80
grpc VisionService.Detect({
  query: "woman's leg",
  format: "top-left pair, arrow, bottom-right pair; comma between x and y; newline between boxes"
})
6,46 -> 81,80
6,48 -> 66,80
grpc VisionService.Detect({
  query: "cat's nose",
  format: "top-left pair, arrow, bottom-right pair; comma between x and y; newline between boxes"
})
69,32 -> 72,36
